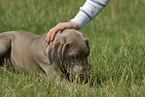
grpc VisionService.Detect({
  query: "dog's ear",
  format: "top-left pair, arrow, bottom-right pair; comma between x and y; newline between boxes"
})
46,39 -> 60,66
46,37 -> 70,70
82,33 -> 90,50
57,37 -> 71,63
61,42 -> 70,62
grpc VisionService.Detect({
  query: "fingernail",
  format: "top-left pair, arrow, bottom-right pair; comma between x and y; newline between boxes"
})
59,27 -> 62,30
46,39 -> 49,42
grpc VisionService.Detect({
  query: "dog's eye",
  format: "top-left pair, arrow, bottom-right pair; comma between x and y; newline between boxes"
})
69,54 -> 79,59
69,55 -> 75,59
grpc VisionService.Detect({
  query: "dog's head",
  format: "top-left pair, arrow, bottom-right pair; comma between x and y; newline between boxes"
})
47,29 -> 90,80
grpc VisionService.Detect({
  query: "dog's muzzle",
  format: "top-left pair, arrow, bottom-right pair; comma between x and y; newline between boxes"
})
73,65 -> 88,77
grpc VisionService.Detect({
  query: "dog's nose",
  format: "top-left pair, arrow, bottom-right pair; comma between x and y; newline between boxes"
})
73,65 -> 88,77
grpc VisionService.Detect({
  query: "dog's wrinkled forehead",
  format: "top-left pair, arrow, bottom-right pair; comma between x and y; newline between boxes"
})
53,29 -> 90,57
55,29 -> 84,41
69,42 -> 90,57
61,29 -> 90,56
66,29 -> 85,41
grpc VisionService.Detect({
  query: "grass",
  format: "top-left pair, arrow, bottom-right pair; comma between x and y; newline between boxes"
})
0,0 -> 145,96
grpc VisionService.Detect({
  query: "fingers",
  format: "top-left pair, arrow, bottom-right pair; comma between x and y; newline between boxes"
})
46,31 -> 51,43
50,27 -> 62,41
46,22 -> 79,43
46,23 -> 64,43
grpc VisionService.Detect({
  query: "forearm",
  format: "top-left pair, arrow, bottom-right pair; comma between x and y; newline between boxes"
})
71,0 -> 110,28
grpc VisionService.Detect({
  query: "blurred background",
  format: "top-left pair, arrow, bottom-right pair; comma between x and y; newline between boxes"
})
0,0 -> 145,96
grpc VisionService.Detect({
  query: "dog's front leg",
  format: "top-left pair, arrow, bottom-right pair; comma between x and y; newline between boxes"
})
0,36 -> 11,65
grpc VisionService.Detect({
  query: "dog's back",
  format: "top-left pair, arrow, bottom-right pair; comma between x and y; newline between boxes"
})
0,31 -> 48,73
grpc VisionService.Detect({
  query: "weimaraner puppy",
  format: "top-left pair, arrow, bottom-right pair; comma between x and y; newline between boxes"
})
0,29 -> 90,79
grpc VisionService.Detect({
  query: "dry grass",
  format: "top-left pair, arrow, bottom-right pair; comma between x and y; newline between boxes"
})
0,0 -> 145,96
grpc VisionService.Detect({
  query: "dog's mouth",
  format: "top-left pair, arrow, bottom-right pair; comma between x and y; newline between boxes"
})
79,73 -> 87,78
61,65 -> 88,81
61,59 -> 88,81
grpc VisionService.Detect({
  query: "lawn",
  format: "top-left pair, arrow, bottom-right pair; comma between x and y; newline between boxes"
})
0,0 -> 145,96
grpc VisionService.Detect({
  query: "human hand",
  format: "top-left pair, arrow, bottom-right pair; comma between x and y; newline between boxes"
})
46,21 -> 79,43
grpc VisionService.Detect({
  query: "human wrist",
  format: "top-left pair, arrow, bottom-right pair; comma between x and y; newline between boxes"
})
69,21 -> 79,30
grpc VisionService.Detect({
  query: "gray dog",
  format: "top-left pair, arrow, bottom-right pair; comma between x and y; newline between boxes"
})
0,29 -> 90,79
